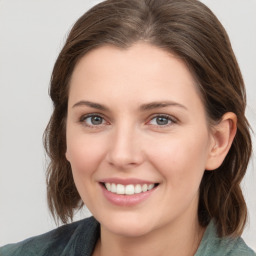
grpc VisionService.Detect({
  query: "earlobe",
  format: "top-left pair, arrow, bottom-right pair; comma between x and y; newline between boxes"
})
65,151 -> 70,162
205,112 -> 237,171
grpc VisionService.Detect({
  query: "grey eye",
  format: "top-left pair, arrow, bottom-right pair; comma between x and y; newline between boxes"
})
84,115 -> 105,126
155,116 -> 169,125
149,116 -> 172,126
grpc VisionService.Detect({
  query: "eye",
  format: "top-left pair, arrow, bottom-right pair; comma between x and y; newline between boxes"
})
148,115 -> 175,126
80,114 -> 107,127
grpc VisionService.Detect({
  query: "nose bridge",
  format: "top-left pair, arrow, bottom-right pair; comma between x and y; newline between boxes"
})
107,120 -> 143,168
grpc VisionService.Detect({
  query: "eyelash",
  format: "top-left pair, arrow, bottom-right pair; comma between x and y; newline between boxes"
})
147,114 -> 177,127
79,113 -> 108,128
79,113 -> 177,128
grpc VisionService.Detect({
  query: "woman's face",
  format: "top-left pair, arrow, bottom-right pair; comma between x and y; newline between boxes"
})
66,43 -> 215,237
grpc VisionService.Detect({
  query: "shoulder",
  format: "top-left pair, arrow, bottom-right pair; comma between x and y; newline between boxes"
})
218,236 -> 256,256
0,216 -> 100,256
196,221 -> 256,256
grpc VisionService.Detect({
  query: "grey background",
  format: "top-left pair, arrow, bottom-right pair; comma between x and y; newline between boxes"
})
0,0 -> 255,250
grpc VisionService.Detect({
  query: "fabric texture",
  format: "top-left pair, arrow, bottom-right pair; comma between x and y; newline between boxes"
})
0,217 -> 100,256
0,216 -> 255,256
195,221 -> 256,256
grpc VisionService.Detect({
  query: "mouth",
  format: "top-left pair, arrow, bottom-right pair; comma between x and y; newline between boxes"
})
100,182 -> 159,195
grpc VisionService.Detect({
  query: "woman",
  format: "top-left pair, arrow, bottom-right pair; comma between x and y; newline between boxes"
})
1,0 -> 255,255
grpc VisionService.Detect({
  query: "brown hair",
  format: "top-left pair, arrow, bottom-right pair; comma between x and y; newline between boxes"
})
44,0 -> 252,237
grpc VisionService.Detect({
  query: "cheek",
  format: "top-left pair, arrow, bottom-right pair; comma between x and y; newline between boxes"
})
65,134 -> 108,207
148,130 -> 210,187
66,134 -> 106,178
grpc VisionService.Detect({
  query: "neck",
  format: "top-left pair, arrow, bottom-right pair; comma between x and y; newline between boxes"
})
93,215 -> 205,256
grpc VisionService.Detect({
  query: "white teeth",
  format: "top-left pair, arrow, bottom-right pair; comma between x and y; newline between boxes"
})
142,184 -> 148,192
104,183 -> 156,195
135,184 -> 142,194
116,184 -> 125,194
106,183 -> 111,191
111,183 -> 116,193
125,184 -> 134,195
148,184 -> 154,190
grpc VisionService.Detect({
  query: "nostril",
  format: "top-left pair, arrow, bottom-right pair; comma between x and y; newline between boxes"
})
106,137 -> 144,168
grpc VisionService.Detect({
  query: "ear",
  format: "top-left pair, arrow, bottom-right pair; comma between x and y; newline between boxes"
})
65,151 -> 70,162
205,112 -> 237,171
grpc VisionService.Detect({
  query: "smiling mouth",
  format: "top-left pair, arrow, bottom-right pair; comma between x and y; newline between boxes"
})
101,183 -> 159,195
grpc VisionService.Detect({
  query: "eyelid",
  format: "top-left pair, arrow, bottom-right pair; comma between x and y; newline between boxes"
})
78,112 -> 178,128
146,114 -> 178,126
79,113 -> 110,127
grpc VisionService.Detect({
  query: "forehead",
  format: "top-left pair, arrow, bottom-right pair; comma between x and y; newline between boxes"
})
69,42 -> 204,113
72,43 -> 191,82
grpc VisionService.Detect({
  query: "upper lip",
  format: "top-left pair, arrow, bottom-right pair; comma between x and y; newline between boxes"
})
99,178 -> 159,185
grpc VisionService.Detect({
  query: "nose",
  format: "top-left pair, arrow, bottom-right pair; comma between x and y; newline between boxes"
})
106,125 -> 144,170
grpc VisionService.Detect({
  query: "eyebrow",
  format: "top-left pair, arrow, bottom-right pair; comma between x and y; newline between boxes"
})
139,101 -> 187,111
72,101 -> 109,111
72,100 -> 187,111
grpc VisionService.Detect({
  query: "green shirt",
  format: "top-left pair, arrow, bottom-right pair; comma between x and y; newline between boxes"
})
0,217 -> 255,256
195,221 -> 255,256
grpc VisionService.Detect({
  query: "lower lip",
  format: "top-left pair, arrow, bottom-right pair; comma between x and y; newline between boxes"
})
101,185 -> 157,207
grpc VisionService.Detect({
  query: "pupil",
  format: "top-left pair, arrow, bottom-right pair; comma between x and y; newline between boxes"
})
92,116 -> 102,125
157,117 -> 168,125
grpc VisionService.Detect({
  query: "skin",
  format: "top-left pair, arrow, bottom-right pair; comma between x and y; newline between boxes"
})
65,42 -> 237,256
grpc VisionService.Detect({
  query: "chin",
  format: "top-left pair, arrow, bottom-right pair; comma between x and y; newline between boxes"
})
98,212 -> 157,238
107,223 -> 154,238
